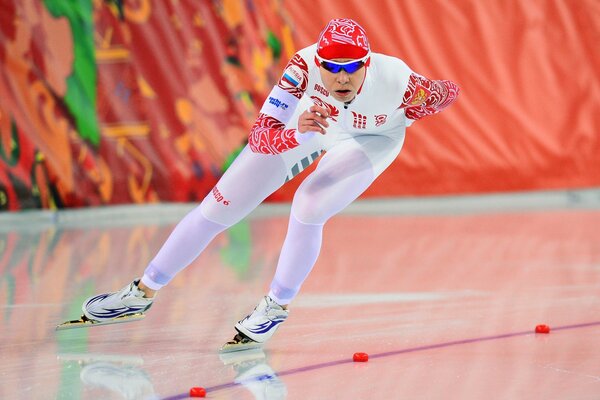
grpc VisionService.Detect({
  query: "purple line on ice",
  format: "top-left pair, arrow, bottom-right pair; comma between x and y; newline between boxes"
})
161,320 -> 600,400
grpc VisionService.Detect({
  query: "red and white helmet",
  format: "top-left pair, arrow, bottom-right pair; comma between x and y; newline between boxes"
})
317,18 -> 370,60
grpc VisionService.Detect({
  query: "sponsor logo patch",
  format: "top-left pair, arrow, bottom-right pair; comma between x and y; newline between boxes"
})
268,97 -> 289,110
211,186 -> 230,205
314,83 -> 329,97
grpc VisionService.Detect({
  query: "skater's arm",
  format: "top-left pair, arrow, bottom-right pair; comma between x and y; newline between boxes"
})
249,53 -> 310,155
248,113 -> 300,155
398,73 -> 460,121
248,105 -> 329,155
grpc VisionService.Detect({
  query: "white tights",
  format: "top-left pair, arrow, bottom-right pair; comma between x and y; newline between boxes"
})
142,133 -> 405,304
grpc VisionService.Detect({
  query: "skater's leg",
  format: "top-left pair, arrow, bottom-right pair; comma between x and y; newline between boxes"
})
140,209 -> 228,292
140,146 -> 291,291
267,214 -> 323,305
226,136 -> 404,348
224,140 -> 385,346
79,146 -> 295,324
269,135 -> 405,305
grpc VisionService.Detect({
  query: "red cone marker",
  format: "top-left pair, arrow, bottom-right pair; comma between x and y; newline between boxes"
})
535,324 -> 550,334
353,352 -> 369,362
190,387 -> 206,397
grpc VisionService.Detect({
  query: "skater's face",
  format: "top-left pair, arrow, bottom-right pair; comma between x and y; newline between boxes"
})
317,56 -> 368,103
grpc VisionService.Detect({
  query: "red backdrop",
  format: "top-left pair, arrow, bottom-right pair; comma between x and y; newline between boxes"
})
0,0 -> 598,210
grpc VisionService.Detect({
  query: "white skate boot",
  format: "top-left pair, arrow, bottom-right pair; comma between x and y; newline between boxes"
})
56,279 -> 154,330
220,296 -> 289,353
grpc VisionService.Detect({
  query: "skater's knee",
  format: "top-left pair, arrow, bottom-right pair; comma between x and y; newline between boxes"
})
290,193 -> 332,225
199,197 -> 243,227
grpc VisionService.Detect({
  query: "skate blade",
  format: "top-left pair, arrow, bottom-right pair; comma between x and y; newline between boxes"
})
219,340 -> 263,354
58,353 -> 144,366
55,313 -> 146,331
219,348 -> 266,364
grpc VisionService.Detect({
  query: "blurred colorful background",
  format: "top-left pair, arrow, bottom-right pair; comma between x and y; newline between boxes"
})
1,0 -> 598,211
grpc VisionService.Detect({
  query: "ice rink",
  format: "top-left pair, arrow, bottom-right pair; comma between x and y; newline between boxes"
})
1,189 -> 600,399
